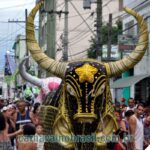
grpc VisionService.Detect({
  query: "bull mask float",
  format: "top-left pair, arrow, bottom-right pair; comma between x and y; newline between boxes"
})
19,57 -> 62,104
21,1 -> 148,149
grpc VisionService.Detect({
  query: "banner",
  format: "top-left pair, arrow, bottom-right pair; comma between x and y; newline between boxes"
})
4,52 -> 18,84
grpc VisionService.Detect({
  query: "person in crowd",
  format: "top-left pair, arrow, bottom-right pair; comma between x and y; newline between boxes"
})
15,100 -> 32,130
0,112 -> 13,150
17,123 -> 37,150
126,98 -> 136,112
120,98 -> 126,103
115,102 -> 121,112
0,96 -> 4,109
36,124 -> 43,135
2,105 -> 16,147
120,104 -> 127,119
135,103 -> 144,123
113,111 -> 127,150
9,104 -> 17,122
144,106 -> 150,116
114,111 -> 126,131
120,98 -> 126,109
36,124 -> 44,150
2,105 -> 23,149
135,100 -> 140,108
125,109 -> 143,150
30,102 -> 41,125
120,104 -> 127,110
143,112 -> 150,149
113,129 -> 128,150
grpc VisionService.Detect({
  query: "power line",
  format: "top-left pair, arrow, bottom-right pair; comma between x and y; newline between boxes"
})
112,0 -> 150,21
68,49 -> 87,57
66,15 -> 150,58
56,1 -> 65,8
69,22 -> 94,43
69,14 -> 94,32
68,20 -> 95,43
69,1 -> 96,36
0,14 -> 39,46
0,2 -> 34,11
56,2 -> 150,57
103,0 -> 113,7
0,26 -> 24,45
69,32 -> 91,46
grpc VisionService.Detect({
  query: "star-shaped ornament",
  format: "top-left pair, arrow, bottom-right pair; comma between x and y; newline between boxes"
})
75,64 -> 98,83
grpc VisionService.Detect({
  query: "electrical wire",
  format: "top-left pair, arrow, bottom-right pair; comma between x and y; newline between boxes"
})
69,14 -> 94,32
112,0 -> 150,21
66,15 -> 150,59
0,1 -> 149,64
0,2 -> 35,11
68,20 -> 95,43
103,0 -> 113,7
0,26 -> 24,45
0,1 -> 35,70
56,1 -> 65,8
0,14 -> 39,46
69,1 -> 96,36
69,26 -> 94,44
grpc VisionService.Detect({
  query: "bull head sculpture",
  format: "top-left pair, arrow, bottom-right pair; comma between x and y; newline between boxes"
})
19,57 -> 62,103
26,1 -> 148,149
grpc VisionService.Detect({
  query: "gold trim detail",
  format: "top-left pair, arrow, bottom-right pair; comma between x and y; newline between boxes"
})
74,113 -> 97,123
53,84 -> 75,148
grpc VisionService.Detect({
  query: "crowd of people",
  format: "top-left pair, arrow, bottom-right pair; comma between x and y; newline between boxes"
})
0,96 -> 43,150
112,97 -> 150,150
0,96 -> 150,150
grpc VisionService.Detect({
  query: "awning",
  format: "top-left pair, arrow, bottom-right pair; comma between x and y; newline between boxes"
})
110,74 -> 150,88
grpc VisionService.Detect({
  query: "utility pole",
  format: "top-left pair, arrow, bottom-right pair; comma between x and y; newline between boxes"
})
96,0 -> 103,60
63,0 -> 69,61
8,9 -> 28,99
107,13 -> 112,60
42,1 -> 69,62
25,9 -> 29,69
8,9 -> 29,68
46,0 -> 56,59
25,9 -> 29,68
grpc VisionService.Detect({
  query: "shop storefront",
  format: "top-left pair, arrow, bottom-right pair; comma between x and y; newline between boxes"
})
111,74 -> 150,105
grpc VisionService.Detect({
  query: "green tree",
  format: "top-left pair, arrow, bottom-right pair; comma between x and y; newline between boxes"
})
87,20 -> 122,58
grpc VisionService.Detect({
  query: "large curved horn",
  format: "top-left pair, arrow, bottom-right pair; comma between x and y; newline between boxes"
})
19,57 -> 42,87
105,7 -> 148,77
26,2 -> 68,78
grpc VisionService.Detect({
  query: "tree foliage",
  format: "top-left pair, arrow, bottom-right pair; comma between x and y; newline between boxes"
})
87,20 -> 122,58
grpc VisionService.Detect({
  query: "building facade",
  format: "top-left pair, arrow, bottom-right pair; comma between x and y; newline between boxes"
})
13,34 -> 39,98
111,0 -> 150,104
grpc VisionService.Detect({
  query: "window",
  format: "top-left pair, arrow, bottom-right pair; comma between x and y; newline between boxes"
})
125,20 -> 134,35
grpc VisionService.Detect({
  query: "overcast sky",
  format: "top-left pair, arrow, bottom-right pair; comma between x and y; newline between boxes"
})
0,0 -> 35,71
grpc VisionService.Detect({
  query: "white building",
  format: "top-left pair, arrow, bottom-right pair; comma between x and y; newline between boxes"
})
14,34 -> 27,89
111,0 -> 150,104
13,33 -> 39,98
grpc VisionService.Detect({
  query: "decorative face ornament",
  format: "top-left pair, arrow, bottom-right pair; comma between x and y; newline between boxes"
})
65,61 -> 107,123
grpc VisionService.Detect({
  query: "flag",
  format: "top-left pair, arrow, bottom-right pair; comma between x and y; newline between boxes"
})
4,52 -> 17,83
6,53 -> 17,75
